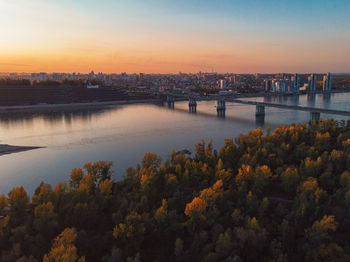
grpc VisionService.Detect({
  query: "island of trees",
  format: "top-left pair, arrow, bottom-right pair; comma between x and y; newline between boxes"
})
1,119 -> 350,261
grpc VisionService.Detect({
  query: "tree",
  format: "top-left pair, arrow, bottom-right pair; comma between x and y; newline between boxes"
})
281,167 -> 299,195
43,228 -> 85,262
8,186 -> 29,224
113,212 -> 145,245
32,182 -> 53,205
340,171 -> 350,190
141,153 -> 161,169
0,215 -> 9,236
84,161 -> 113,185
155,199 -> 168,224
185,197 -> 207,220
33,202 -> 58,236
174,238 -> 184,257
215,230 -> 233,258
299,157 -> 322,178
0,193 -> 8,212
307,215 -> 338,243
308,243 -> 350,262
98,179 -> 113,197
69,168 -> 84,189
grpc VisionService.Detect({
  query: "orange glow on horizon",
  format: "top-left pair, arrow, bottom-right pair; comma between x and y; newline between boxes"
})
1,1 -> 349,74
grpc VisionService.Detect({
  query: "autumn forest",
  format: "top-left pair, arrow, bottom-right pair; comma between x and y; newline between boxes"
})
1,119 -> 350,261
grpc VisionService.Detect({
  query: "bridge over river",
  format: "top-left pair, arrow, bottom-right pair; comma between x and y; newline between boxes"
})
162,93 -> 350,121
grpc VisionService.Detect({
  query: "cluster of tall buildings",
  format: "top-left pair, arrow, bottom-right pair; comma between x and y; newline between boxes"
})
264,74 -> 300,94
308,73 -> 332,93
265,73 -> 332,94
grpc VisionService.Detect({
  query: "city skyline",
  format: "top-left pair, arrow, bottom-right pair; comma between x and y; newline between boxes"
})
1,0 -> 350,74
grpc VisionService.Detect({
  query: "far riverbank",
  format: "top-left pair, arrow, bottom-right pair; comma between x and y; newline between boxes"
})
0,98 -> 163,113
0,89 -> 349,113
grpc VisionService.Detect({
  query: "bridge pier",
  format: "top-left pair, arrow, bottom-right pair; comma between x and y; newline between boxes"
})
310,111 -> 320,122
188,97 -> 197,113
217,99 -> 226,118
255,105 -> 265,116
167,95 -> 175,108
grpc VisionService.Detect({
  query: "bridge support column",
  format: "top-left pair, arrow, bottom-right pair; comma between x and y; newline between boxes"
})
310,111 -> 320,122
255,105 -> 265,116
217,99 -> 226,118
167,95 -> 174,108
188,97 -> 197,113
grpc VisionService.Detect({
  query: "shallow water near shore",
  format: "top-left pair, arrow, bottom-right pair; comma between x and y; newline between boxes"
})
0,93 -> 349,194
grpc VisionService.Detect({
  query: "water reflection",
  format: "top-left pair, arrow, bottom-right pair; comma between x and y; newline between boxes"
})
0,108 -> 106,127
217,110 -> 225,118
307,94 -> 316,107
322,93 -> 331,107
255,115 -> 265,127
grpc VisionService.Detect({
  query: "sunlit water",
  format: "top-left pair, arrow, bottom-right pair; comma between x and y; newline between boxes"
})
0,93 -> 349,194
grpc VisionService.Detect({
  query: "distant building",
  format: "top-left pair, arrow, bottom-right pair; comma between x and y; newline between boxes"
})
219,79 -> 227,89
291,73 -> 300,94
39,72 -> 47,81
308,74 -> 317,93
272,80 -> 288,93
272,80 -> 276,92
323,72 -> 332,92
278,80 -> 288,93
264,79 -> 272,92
87,84 -> 99,89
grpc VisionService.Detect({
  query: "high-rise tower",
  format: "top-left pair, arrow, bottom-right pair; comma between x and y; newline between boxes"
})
323,72 -> 332,92
308,74 -> 317,93
292,73 -> 300,94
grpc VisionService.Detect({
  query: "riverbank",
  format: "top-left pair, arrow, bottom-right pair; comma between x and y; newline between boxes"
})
0,144 -> 43,156
0,89 -> 349,112
0,98 -> 163,112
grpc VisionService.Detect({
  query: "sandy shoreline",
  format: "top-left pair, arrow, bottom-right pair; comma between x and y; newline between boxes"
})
0,144 -> 43,156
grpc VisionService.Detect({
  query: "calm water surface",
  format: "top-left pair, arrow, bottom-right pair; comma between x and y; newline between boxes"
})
0,93 -> 349,194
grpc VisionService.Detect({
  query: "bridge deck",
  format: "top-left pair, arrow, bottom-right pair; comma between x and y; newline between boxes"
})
162,93 -> 350,117
228,99 -> 350,116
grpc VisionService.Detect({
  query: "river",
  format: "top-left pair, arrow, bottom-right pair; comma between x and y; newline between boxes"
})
0,92 -> 349,194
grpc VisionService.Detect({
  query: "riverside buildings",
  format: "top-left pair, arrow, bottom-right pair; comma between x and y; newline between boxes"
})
0,71 -> 337,95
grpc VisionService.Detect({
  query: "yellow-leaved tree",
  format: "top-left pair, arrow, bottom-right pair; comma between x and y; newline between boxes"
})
43,227 -> 85,262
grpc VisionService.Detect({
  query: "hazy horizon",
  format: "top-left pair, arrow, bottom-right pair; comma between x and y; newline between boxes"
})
1,0 -> 350,73
1,71 -> 350,75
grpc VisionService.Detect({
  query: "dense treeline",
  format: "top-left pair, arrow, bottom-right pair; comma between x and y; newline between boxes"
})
1,119 -> 350,261
0,79 -> 103,88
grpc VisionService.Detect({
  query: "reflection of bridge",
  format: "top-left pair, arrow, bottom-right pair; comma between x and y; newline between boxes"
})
162,93 -> 350,122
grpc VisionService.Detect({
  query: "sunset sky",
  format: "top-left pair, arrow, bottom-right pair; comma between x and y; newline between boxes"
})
1,0 -> 350,74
